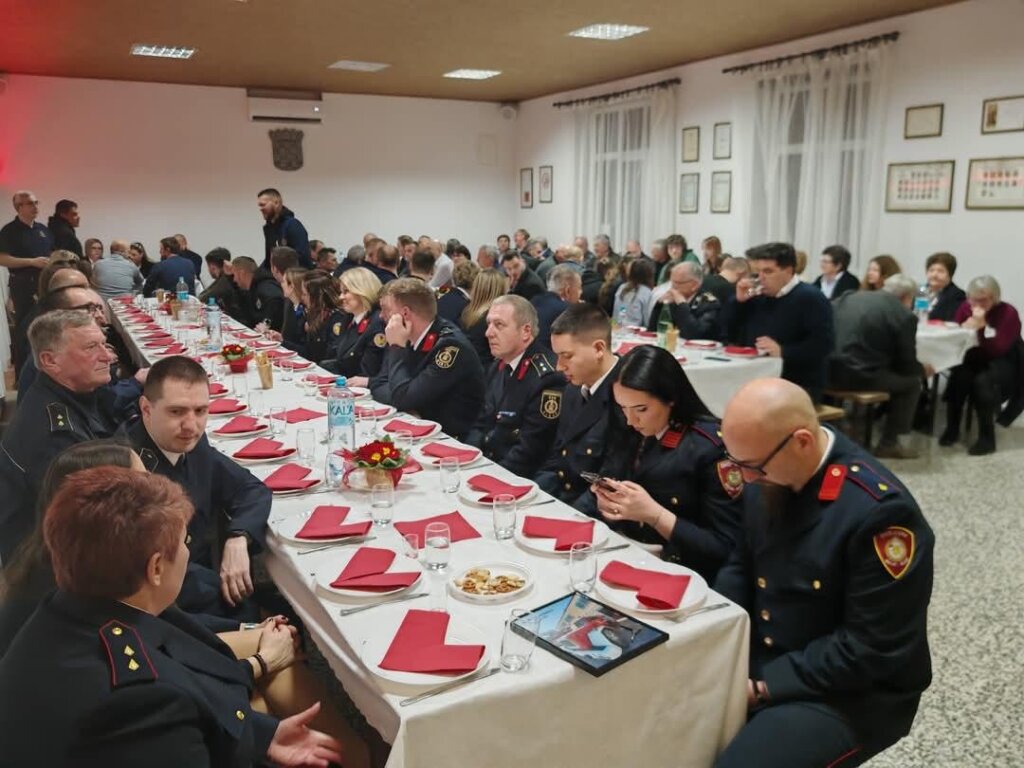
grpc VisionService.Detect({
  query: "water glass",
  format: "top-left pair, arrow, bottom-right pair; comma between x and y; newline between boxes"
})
492,494 -> 516,540
501,608 -> 539,673
401,533 -> 420,560
279,362 -> 293,382
427,571 -> 448,612
233,373 -> 249,400
424,522 -> 451,571
215,362 -> 230,383
296,427 -> 316,465
249,390 -> 265,418
438,457 -> 461,494
269,406 -> 287,436
391,430 -> 414,455
568,542 -> 597,593
370,483 -> 395,527
324,449 -> 345,489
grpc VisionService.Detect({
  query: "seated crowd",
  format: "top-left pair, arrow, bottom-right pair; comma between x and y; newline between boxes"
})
6,186 -> 1017,766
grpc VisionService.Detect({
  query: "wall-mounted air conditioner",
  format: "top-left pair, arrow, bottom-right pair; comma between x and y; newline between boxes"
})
246,88 -> 323,124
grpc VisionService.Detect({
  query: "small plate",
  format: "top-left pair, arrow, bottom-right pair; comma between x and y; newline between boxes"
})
354,403 -> 397,420
276,359 -> 313,371
448,561 -> 533,604
683,339 -> 721,350
361,615 -> 491,687
410,441 -> 484,469
250,340 -> 281,350
458,478 -> 538,508
275,508 -> 370,544
211,424 -> 270,439
314,547 -> 423,598
232,331 -> 264,341
594,555 -> 708,615
316,385 -> 372,401
207,403 -> 249,418
270,477 -> 324,496
513,513 -> 610,555
232,447 -> 297,465
266,349 -> 299,360
378,419 -> 442,441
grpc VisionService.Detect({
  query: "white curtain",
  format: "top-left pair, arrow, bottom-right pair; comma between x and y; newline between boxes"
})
750,44 -> 892,267
573,87 -> 676,250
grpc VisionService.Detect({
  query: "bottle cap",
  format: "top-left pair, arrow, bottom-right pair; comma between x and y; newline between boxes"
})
335,377 -> 347,387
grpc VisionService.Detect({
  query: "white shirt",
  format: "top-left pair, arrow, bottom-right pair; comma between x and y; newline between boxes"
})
582,357 -> 618,400
504,350 -> 527,375
818,271 -> 845,300
159,447 -> 183,467
775,275 -> 802,299
813,426 -> 837,475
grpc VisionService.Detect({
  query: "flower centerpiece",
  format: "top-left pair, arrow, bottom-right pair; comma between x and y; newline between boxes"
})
221,342 -> 252,373
339,437 -> 407,489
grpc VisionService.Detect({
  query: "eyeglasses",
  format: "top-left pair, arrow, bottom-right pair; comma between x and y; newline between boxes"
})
724,431 -> 796,478
70,302 -> 105,314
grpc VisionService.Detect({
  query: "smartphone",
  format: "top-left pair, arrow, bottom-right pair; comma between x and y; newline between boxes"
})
580,471 -> 617,492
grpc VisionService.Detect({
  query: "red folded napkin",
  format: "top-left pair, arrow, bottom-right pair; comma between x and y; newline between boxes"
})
278,359 -> 312,370
306,374 -> 338,385
467,474 -> 533,502
421,442 -> 480,464
251,339 -> 279,349
144,339 -> 175,348
614,341 -> 643,356
263,463 -> 319,491
384,419 -> 435,437
266,348 -> 296,360
156,343 -> 187,355
355,405 -> 391,418
724,346 -> 758,356
214,415 -> 264,434
379,610 -> 485,675
522,516 -> 595,551
209,382 -> 229,396
403,458 -> 424,475
600,561 -> 691,610
209,398 -> 245,415
233,437 -> 292,459
926,319 -> 946,326
394,511 -> 481,547
142,333 -> 175,342
271,407 -> 326,424
295,505 -> 372,540
233,331 -> 263,340
329,547 -> 419,591
635,330 -> 657,338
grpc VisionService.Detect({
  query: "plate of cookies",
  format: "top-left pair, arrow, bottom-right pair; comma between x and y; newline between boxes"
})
448,562 -> 533,604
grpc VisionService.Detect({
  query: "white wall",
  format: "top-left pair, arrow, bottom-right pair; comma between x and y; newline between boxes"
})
514,0 -> 1024,304
0,76 -> 517,277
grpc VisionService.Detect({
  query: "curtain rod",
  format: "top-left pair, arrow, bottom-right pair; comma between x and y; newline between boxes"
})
722,31 -> 899,75
552,77 -> 680,109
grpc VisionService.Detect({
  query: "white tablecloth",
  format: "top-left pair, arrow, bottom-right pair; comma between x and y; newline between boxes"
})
916,323 -> 977,373
112,302 -> 750,768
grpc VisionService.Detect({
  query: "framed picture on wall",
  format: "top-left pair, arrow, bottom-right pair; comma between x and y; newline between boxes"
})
681,126 -> 700,163
981,95 -> 1024,134
520,168 -> 534,208
679,173 -> 699,214
884,161 -> 954,213
904,104 -> 944,139
538,165 -> 553,204
710,171 -> 731,213
965,156 -> 1024,210
713,122 -> 732,159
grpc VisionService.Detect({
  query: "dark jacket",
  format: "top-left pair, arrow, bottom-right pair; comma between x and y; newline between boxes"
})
181,248 -> 203,276
0,592 -> 277,767
240,269 -> 284,331
531,292 -> 569,349
830,290 -> 922,378
303,308 -> 349,364
715,430 -> 933,748
580,269 -> 604,306
143,255 -> 197,298
198,275 -> 243,321
46,215 -> 82,257
701,273 -> 734,304
646,291 -> 722,340
436,287 -> 469,324
460,315 -> 494,367
510,268 -> 545,302
928,282 -> 967,322
322,311 -> 386,378
261,206 -> 312,269
812,271 -> 860,300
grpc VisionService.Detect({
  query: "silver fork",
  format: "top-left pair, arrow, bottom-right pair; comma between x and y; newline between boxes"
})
671,602 -> 730,623
398,665 -> 502,707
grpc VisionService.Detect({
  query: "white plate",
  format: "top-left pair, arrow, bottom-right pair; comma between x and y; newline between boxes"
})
379,419 -> 442,442
207,403 -> 249,418
683,339 -> 721,350
275,508 -> 370,544
211,424 -> 270,439
458,478 -> 538,508
361,614 -> 491,687
594,554 -> 708,615
448,561 -> 533,604
250,340 -> 281,350
316,385 -> 372,401
232,331 -> 264,341
513,513 -> 609,555
208,387 -> 232,399
270,477 -> 324,496
409,441 -> 485,469
354,403 -> 397,419
231,447 -> 297,465
314,547 -> 423,598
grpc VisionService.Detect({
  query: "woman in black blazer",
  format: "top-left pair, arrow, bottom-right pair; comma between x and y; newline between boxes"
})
322,267 -> 385,382
925,251 -> 967,322
459,268 -> 507,366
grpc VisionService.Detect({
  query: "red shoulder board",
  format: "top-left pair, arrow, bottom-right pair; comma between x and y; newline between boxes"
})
422,332 -> 438,352
873,526 -> 915,579
818,464 -> 847,501
516,358 -> 530,381
99,620 -> 157,688
660,429 -> 683,448
357,318 -> 369,334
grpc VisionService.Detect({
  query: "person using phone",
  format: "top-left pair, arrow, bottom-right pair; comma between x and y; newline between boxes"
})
579,345 -> 745,582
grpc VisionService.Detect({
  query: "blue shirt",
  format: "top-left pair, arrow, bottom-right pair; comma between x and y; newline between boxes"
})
143,255 -> 196,297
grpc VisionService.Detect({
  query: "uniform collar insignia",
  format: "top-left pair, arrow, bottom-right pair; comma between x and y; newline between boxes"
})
357,317 -> 369,334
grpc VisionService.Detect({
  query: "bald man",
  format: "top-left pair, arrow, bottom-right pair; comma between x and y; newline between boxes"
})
713,379 -> 933,768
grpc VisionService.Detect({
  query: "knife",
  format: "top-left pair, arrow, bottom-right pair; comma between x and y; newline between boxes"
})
399,666 -> 502,707
337,591 -> 428,617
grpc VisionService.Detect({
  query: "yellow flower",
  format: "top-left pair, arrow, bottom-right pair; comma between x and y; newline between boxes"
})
371,452 -> 381,462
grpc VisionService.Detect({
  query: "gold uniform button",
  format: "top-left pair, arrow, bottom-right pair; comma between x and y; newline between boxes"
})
561,449 -> 568,457
851,465 -> 860,473
670,497 -> 679,506
564,483 -> 572,491
756,577 -> 767,589
812,579 -> 822,591
759,609 -> 770,621
763,636 -> 774,648
236,710 -> 246,721
557,470 -> 565,479
111,627 -> 123,636
585,448 -> 592,456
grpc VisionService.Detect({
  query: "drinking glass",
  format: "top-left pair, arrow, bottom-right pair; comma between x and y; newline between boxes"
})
424,522 -> 451,571
233,373 -> 249,400
296,427 -> 316,465
391,430 -> 414,455
492,494 -> 516,540
501,608 -> 539,673
215,362 -> 230,384
438,457 -> 461,494
568,542 -> 597,593
249,390 -> 264,418
427,571 -> 448,613
370,483 -> 395,527
747,275 -> 764,298
269,406 -> 287,436
401,533 -> 420,560
279,361 -> 293,382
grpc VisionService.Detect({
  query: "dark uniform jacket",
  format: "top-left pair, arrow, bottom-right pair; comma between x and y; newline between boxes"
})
714,430 -> 933,748
303,308 -> 348,364
831,290 -> 921,378
0,373 -> 119,561
436,287 -> 469,324
700,273 -> 733,304
536,357 -> 628,506
47,215 -> 82,257
646,291 -> 723,340
460,315 -> 494,367
531,291 -> 569,349
240,269 -> 285,332
199,275 -> 245,323
280,299 -> 307,354
468,341 -> 566,478
0,592 -> 277,767
511,268 -> 545,302
143,255 -> 197,298
181,248 -> 203,276
370,318 -> 485,439
322,311 -> 386,379
261,206 -> 312,270
928,282 -> 967,322
578,419 -> 744,583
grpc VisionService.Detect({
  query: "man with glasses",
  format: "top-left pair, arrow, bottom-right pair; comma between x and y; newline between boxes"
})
0,191 -> 55,374
713,378 -> 933,768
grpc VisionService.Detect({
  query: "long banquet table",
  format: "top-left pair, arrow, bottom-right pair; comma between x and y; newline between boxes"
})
110,299 -> 750,768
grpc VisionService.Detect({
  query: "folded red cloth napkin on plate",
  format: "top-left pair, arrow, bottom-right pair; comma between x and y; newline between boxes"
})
723,346 -> 758,356
232,437 -> 291,459
209,382 -> 229,395
134,323 -> 162,331
214,415 -> 263,434
141,331 -> 174,340
684,340 -> 718,349
306,374 -> 338,385
156,343 -> 187,355
614,342 -> 642,356
128,314 -> 154,323
266,348 -> 295,359
233,331 -> 263,340
355,405 -> 391,418
421,443 -> 479,464
209,398 -> 245,415
278,359 -> 312,370
329,546 -> 419,591
599,560 -> 691,610
635,330 -> 657,338
467,474 -> 533,502
522,516 -> 595,551
263,463 -> 318,491
384,419 -> 435,437
379,610 -> 485,674
393,511 -> 481,546
295,505 -> 371,540
178,323 -> 204,330
271,407 -> 326,424
143,339 -> 174,348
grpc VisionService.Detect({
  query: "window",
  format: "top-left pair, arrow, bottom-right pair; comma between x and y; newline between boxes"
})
590,103 -> 651,248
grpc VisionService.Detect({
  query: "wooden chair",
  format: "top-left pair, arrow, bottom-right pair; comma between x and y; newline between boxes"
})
815,403 -> 846,423
823,389 -> 891,447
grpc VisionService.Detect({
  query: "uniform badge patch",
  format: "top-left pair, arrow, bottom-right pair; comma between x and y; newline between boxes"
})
373,333 -> 387,348
434,346 -> 459,369
716,460 -> 744,498
873,526 -> 915,579
332,322 -> 342,336
540,390 -> 562,420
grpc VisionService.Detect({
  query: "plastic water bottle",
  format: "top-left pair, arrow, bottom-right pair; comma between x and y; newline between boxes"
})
913,284 -> 930,323
617,305 -> 628,329
327,376 -> 356,450
175,276 -> 189,303
206,298 -> 222,349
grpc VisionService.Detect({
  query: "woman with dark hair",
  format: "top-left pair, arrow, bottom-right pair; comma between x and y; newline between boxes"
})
129,241 -> 155,278
861,254 -> 902,291
299,273 -> 346,364
612,258 -> 654,327
83,237 -> 104,263
578,345 -> 744,581
925,251 -> 967,321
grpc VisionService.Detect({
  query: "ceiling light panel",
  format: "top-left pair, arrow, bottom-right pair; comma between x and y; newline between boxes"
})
328,60 -> 390,72
443,69 -> 502,80
568,24 -> 649,41
130,44 -> 196,59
